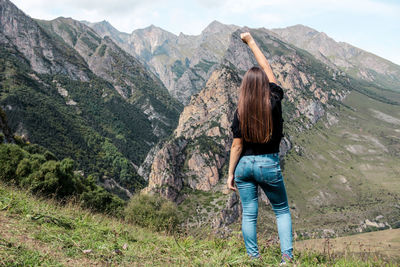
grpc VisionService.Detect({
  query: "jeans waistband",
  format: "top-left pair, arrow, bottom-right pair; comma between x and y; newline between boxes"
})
243,152 -> 279,158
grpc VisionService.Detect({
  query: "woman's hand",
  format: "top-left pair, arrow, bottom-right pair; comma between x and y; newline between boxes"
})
240,32 -> 254,45
227,174 -> 236,191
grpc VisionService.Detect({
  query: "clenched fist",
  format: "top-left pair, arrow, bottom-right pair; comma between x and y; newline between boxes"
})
240,32 -> 254,45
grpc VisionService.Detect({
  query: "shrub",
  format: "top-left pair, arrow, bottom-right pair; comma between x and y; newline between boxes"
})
125,193 -> 181,233
0,142 -> 124,216
80,174 -> 124,217
0,144 -> 28,181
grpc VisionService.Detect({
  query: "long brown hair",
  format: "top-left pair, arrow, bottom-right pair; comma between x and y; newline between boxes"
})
237,66 -> 273,143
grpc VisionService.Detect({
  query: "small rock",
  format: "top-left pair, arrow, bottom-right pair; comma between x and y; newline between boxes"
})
365,219 -> 380,228
82,249 -> 92,254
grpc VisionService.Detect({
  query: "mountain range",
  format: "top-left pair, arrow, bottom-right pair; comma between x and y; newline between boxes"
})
0,0 -> 181,198
1,0 -> 399,236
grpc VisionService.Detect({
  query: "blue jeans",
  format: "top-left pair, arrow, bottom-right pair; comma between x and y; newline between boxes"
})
234,153 -> 293,259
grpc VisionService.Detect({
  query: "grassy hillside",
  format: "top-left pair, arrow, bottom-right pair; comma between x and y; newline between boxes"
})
1,182 -> 397,266
274,89 -> 400,236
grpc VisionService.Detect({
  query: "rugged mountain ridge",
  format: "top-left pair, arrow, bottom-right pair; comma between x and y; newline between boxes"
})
144,67 -> 240,200
88,21 -> 400,107
87,20 -> 240,104
271,24 -> 400,93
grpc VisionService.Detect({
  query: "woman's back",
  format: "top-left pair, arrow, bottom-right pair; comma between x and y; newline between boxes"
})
230,82 -> 285,158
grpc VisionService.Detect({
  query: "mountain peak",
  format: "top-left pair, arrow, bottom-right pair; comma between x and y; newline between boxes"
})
138,24 -> 161,31
202,20 -> 239,35
132,24 -> 177,39
272,24 -> 318,35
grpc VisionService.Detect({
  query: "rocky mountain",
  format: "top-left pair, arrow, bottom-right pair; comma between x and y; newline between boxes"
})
271,25 -> 400,94
87,20 -> 239,104
0,0 -> 180,198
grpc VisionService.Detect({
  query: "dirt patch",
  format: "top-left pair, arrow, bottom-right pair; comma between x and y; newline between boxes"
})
345,144 -> 366,154
295,229 -> 400,260
362,135 -> 388,152
369,109 -> 400,125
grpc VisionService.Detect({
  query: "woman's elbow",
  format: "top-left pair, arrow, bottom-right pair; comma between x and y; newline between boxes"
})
231,142 -> 243,151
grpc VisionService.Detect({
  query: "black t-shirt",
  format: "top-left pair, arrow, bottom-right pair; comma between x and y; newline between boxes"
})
230,82 -> 284,158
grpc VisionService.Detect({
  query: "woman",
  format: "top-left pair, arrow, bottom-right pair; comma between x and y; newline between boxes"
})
227,32 -> 293,265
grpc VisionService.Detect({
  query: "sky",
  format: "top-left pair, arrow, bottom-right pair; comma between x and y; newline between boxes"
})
12,0 -> 400,65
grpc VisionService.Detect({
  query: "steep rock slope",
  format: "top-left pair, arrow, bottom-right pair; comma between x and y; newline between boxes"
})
144,68 -> 240,199
0,0 -> 88,80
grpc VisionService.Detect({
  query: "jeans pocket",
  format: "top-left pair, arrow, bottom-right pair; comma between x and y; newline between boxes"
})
258,164 -> 281,183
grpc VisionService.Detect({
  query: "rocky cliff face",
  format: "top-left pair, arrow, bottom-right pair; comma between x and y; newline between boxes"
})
144,68 -> 240,200
271,24 -> 400,92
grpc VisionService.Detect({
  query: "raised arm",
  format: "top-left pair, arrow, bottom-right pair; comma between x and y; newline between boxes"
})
240,32 -> 277,84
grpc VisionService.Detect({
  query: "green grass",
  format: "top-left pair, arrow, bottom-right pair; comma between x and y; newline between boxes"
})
0,182 -> 397,266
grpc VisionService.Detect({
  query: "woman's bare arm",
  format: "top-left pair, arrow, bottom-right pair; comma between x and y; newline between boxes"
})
227,138 -> 243,191
240,32 -> 277,84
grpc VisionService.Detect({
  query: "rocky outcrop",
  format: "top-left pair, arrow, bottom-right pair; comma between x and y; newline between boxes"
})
143,137 -> 188,201
357,215 -> 391,233
212,192 -> 241,232
144,67 -> 240,201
